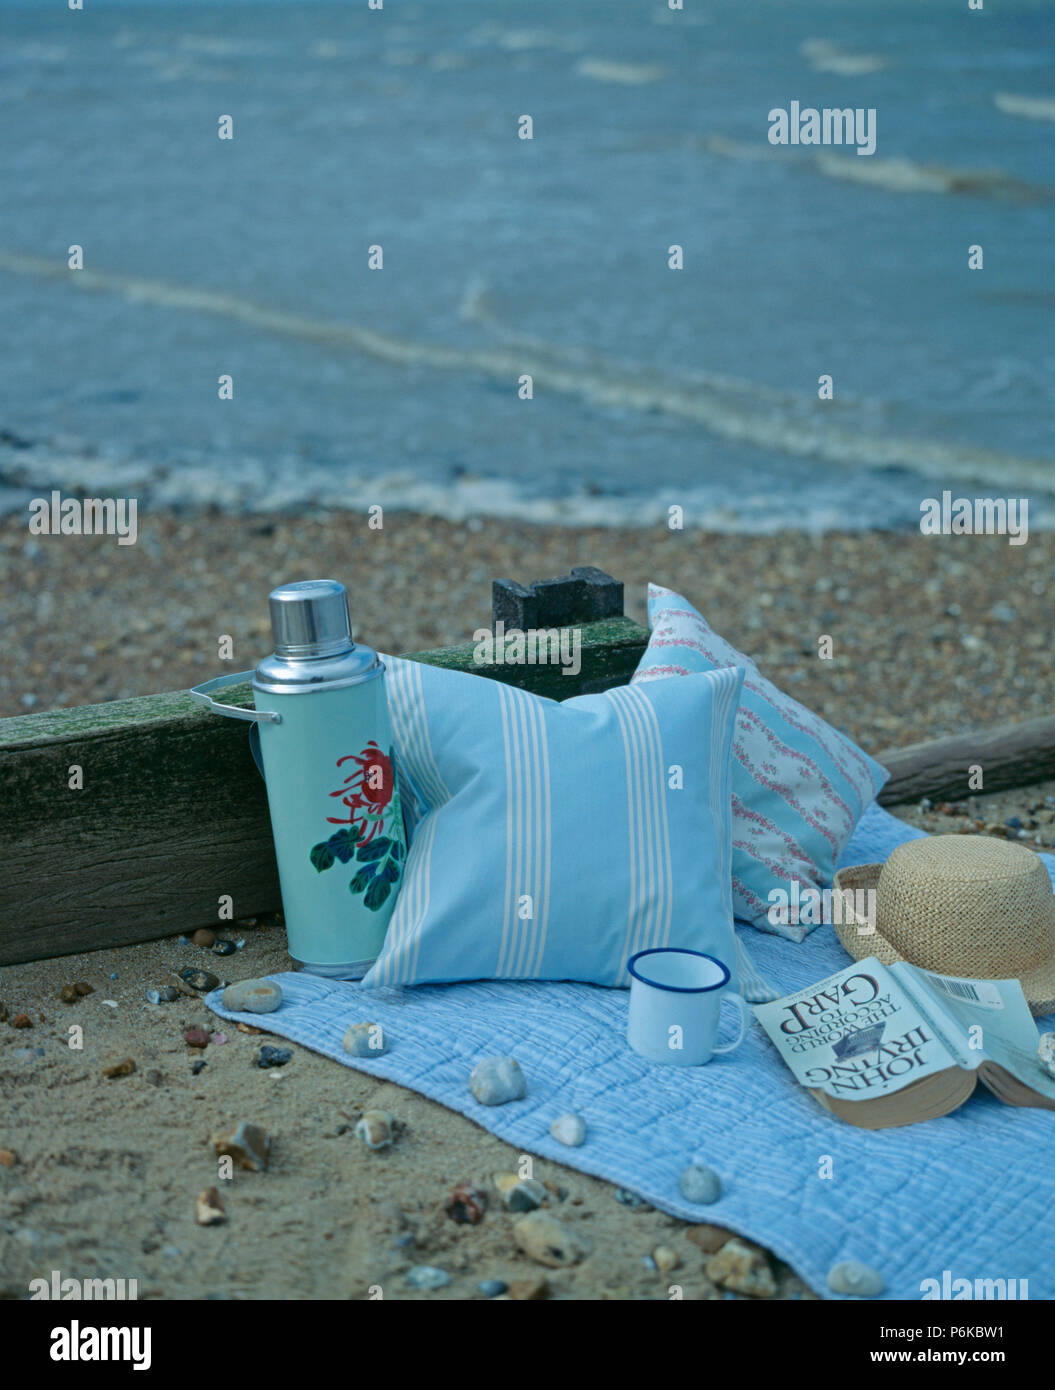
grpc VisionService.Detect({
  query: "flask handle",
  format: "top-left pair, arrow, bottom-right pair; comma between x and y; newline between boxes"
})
188,671 -> 282,724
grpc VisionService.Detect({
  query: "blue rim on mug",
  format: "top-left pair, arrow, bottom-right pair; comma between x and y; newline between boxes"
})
626,947 -> 731,994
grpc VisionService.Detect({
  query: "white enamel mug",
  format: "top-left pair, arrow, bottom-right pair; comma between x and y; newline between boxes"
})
627,948 -> 749,1067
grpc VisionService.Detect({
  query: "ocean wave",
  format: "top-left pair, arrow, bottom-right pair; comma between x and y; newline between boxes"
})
1,249 -> 1051,501
800,39 -> 888,76
994,93 -> 1055,122
576,57 -> 666,85
694,135 -> 1051,201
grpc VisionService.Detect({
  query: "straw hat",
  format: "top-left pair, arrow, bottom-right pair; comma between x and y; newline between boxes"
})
832,835 -> 1055,1016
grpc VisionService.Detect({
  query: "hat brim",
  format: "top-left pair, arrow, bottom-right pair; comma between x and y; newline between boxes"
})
832,863 -> 1055,1018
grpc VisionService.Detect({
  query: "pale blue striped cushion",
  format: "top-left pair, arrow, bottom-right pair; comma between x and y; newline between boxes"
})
363,659 -> 747,989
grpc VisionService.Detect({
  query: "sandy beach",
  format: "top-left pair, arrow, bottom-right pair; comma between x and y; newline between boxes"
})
3,510 -> 1053,1300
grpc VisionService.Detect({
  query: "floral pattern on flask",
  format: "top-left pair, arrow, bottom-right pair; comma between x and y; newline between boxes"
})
309,742 -> 405,910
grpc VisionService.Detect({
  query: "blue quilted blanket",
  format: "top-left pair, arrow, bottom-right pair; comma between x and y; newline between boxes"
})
207,803 -> 1055,1300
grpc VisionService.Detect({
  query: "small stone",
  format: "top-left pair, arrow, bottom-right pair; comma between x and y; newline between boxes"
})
469,1056 -> 526,1106
102,1058 -> 136,1079
0,1149 -> 16,1167
145,989 -> 161,1005
102,1000 -> 118,1009
342,1021 -> 389,1057
157,986 -> 179,1003
180,968 -> 220,993
195,1187 -> 226,1226
212,1033 -> 228,1045
444,1182 -> 488,1224
827,1259 -> 885,1297
1005,816 -> 1023,831
74,982 -> 93,996
236,1022 -> 264,1035
406,1265 -> 450,1290
508,1275 -> 548,1300
221,978 -> 282,1014
355,1110 -> 395,1150
192,929 -> 216,948
989,602 -> 1017,623
477,1279 -> 508,1298
706,1239 -> 776,1298
12,1047 -> 44,1064
257,1045 -> 292,1068
653,1246 -> 680,1273
59,985 -> 78,1004
12,1014 -> 32,1029
211,1121 -> 270,1172
184,1027 -> 211,1048
513,1212 -> 591,1268
615,1187 -> 650,1209
686,1223 -> 738,1255
494,1174 -> 547,1213
549,1112 -> 586,1147
212,940 -> 237,956
192,1060 -> 207,1075
680,1163 -> 722,1205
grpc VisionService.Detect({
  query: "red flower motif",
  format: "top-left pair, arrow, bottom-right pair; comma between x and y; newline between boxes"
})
326,742 -> 395,839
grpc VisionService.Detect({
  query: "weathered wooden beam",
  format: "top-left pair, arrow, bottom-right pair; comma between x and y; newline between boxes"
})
876,715 -> 1055,806
0,612 -> 649,966
492,566 -> 624,631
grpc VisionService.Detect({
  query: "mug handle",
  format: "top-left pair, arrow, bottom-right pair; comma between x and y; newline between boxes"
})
711,992 -> 749,1055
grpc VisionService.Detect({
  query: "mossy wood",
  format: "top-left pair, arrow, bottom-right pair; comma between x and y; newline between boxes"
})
0,614 -> 649,965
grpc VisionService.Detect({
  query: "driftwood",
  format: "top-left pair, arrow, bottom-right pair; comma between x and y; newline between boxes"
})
876,715 -> 1055,807
0,565 -> 646,966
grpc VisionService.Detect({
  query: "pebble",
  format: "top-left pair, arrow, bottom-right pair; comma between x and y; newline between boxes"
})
705,1239 -> 776,1298
989,602 -> 1017,623
178,936 -> 190,946
406,1265 -> 450,1290
494,1173 -> 548,1213
508,1275 -> 548,1300
211,1121 -> 271,1172
444,1182 -> 489,1224
12,1014 -> 32,1029
686,1223 -> 738,1255
180,968 -> 220,993
653,1246 -> 680,1273
184,1027 -> 211,1049
342,1021 -> 389,1057
158,986 -> 179,1003
355,1110 -> 395,1150
257,1046 -> 292,1068
212,940 -> 237,957
221,978 -> 282,1014
192,929 -> 216,948
145,989 -> 161,1005
827,1260 -> 885,1298
0,1149 -> 16,1167
192,1060 -> 207,1075
59,985 -> 78,1004
477,1279 -> 508,1298
680,1163 -> 722,1205
549,1113 -> 586,1147
102,1058 -> 136,1079
12,1047 -> 44,1064
615,1188 -> 650,1209
513,1212 -> 591,1268
102,1000 -> 118,1009
195,1187 -> 227,1226
469,1056 -> 526,1106
212,1033 -> 228,1045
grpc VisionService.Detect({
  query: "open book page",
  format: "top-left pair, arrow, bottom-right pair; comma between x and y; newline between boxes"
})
888,962 -> 980,1071
908,965 -> 1055,1102
752,957 -> 960,1103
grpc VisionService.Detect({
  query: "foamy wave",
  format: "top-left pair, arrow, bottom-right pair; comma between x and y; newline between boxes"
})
576,57 -> 665,85
800,39 -> 888,76
1,249 -> 1051,500
694,134 -> 1050,201
994,93 -> 1055,122
0,438 -> 899,534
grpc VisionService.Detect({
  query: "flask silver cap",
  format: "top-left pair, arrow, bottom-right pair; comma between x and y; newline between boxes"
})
254,579 -> 382,694
269,579 -> 352,657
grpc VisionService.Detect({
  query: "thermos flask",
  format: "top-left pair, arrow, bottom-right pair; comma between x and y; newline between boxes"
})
191,579 -> 406,978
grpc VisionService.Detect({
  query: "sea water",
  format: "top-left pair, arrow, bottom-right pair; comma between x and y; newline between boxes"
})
1,0 -> 1052,530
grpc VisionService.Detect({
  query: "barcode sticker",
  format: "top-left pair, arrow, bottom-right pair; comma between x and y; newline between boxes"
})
924,971 -> 1005,1010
